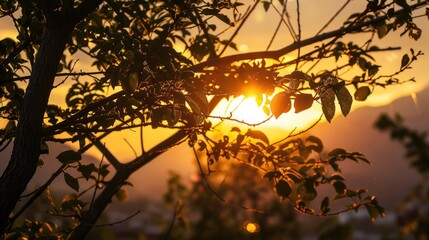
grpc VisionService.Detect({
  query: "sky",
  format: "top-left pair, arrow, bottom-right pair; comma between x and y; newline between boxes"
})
1,0 -> 429,211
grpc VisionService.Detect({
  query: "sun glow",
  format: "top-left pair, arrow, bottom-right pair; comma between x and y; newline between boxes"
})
211,92 -> 324,140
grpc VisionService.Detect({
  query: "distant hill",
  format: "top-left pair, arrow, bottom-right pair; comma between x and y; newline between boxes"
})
1,86 -> 428,210
310,86 -> 429,211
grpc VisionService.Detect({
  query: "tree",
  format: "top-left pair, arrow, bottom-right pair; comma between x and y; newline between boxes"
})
0,0 -> 427,238
375,113 -> 429,238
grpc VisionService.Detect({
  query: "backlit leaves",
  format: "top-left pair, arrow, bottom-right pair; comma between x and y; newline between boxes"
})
294,93 -> 313,113
334,85 -> 353,116
354,86 -> 371,101
64,173 -> 79,192
275,179 -> 292,198
245,129 -> 269,145
321,88 -> 335,123
270,92 -> 291,118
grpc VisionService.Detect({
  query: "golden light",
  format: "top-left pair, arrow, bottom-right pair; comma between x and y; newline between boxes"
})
243,221 -> 260,233
210,90 -> 324,141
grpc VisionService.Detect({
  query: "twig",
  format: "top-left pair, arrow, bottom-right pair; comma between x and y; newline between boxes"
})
162,202 -> 181,240
271,114 -> 323,146
89,149 -> 105,212
316,0 -> 351,36
123,137 -> 138,158
218,0 -> 261,56
0,71 -> 104,85
266,1 -> 288,51
96,210 -> 141,228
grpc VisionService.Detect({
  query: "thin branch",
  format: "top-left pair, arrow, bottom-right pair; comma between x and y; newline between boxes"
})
89,149 -> 105,213
271,114 -> 323,146
295,0 -> 302,70
72,0 -> 105,26
0,71 -> 104,85
7,164 -> 68,230
95,210 -> 141,228
91,137 -> 123,170
316,0 -> 351,36
266,1 -> 288,51
218,0 -> 260,57
189,1 -> 427,71
123,138 -> 138,159
162,202 -> 181,240
139,126 -> 145,154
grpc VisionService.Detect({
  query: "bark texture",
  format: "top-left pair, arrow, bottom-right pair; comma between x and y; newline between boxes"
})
0,25 -> 70,233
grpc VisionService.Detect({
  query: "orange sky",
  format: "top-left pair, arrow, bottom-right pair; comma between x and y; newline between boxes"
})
1,1 -> 429,199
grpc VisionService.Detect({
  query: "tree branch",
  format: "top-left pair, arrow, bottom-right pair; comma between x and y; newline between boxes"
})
189,1 -> 427,71
72,0 -> 104,25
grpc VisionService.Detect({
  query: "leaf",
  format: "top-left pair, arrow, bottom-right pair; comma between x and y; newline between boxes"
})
61,194 -> 80,211
78,164 -> 96,181
263,171 -> 280,181
197,140 -> 207,151
215,13 -> 232,25
231,127 -> 241,132
186,90 -> 209,124
320,196 -> 330,214
57,150 -> 81,164
306,136 -> 323,153
270,92 -> 291,118
115,188 -> 128,202
64,173 -> 79,192
275,179 -> 292,198
262,1 -> 270,11
354,86 -> 371,101
294,93 -> 313,113
166,109 -> 181,127
328,148 -> 346,157
335,86 -> 353,116
333,181 -> 347,195
400,54 -> 410,69
121,72 -> 139,94
246,129 -> 270,145
376,23 -> 389,39
40,141 -> 49,154
321,88 -> 336,123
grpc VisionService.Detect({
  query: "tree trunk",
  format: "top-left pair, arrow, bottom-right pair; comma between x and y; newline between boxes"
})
0,26 -> 70,233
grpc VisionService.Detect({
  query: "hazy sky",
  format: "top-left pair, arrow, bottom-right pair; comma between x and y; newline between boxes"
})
1,1 -> 428,204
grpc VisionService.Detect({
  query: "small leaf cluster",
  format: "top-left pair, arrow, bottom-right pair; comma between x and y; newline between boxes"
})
193,126 -> 380,218
269,72 -> 352,123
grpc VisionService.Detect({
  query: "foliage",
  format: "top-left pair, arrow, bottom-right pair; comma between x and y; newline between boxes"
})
0,0 -> 428,238
161,164 -> 300,239
375,113 -> 429,238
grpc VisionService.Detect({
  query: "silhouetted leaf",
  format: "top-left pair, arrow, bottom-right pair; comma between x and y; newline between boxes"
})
328,148 -> 346,157
246,129 -> 269,145
231,127 -> 241,132
275,179 -> 291,198
354,86 -> 371,101
333,181 -> 347,195
78,164 -> 96,181
376,23 -> 389,39
321,88 -> 335,123
401,54 -> 410,69
320,196 -> 330,214
294,93 -> 313,113
64,173 -> 79,192
40,141 -> 49,154
306,136 -> 323,153
270,92 -> 291,118
335,86 -> 352,116
115,188 -> 128,202
57,150 -> 81,164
